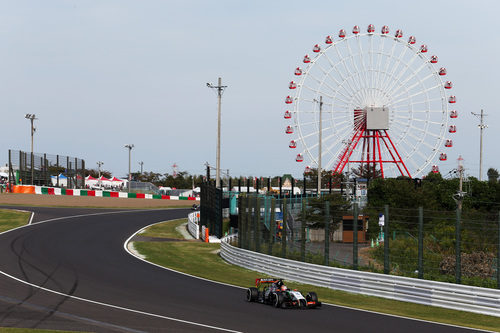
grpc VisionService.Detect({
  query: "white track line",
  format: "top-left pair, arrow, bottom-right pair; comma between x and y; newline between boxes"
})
125,220 -> 497,333
0,210 -> 242,333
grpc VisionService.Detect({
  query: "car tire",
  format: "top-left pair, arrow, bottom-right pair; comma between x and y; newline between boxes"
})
246,287 -> 258,302
306,291 -> 318,303
272,292 -> 283,308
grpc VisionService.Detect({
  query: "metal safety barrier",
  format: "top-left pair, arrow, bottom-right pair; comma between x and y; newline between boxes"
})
220,235 -> 500,317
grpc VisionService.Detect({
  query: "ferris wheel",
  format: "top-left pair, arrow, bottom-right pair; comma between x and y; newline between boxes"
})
284,24 -> 457,178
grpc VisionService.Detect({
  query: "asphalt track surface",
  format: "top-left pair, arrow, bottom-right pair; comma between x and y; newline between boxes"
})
0,206 -> 488,332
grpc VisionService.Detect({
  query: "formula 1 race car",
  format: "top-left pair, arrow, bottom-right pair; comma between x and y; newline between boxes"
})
246,278 -> 321,309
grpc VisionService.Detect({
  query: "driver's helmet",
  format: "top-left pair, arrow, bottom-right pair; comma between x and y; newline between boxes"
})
281,285 -> 287,291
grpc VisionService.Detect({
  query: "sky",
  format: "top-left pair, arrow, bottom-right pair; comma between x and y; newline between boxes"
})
0,0 -> 498,180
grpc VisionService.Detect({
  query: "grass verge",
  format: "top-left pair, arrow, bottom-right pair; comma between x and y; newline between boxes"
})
0,209 -> 31,233
133,219 -> 500,332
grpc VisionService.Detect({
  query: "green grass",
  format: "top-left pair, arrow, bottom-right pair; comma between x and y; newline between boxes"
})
134,219 -> 500,332
0,209 -> 31,233
139,218 -> 185,238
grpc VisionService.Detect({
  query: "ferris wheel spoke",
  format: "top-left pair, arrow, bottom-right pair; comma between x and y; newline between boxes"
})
344,39 -> 367,93
355,36 -> 370,93
389,66 -> 435,100
322,52 -> 358,97
391,79 -> 440,102
378,37 -> 398,91
379,41 -> 410,93
374,36 -> 387,92
333,43 -> 362,94
383,49 -> 423,94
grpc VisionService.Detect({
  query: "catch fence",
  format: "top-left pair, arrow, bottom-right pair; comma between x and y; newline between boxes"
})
237,193 -> 500,289
8,149 -> 86,188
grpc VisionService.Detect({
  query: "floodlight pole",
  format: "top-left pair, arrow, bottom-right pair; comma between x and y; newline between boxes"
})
139,161 -> 144,174
471,109 -> 487,181
207,77 -> 227,188
125,144 -> 134,192
25,114 -> 37,184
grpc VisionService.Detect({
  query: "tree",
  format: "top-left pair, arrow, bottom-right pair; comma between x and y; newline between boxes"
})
351,164 -> 382,180
487,168 -> 499,183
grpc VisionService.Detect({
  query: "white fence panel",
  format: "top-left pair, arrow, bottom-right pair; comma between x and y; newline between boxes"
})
188,212 -> 200,239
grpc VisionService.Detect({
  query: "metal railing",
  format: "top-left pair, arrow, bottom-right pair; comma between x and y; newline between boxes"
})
220,235 -> 500,317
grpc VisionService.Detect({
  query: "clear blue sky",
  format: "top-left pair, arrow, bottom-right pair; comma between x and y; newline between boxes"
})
1,0 -> 498,179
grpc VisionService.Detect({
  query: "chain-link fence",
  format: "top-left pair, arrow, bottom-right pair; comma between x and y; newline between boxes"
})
237,193 -> 500,289
8,149 -> 86,188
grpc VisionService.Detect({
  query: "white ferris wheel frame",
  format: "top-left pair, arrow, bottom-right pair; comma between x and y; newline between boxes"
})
288,28 -> 453,178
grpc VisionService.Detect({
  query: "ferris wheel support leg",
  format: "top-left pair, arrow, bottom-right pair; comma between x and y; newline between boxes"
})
379,134 -> 405,177
376,131 -> 385,178
383,130 -> 412,178
333,128 -> 364,174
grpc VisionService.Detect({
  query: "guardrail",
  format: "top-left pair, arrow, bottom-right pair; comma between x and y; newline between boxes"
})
220,235 -> 500,317
187,211 -> 200,239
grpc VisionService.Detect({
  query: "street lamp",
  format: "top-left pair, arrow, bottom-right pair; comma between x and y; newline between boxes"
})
207,78 -> 227,188
124,144 -> 134,192
25,114 -> 37,184
97,161 -> 104,188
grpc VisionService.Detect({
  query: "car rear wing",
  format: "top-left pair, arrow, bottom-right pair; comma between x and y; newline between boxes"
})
255,278 -> 282,287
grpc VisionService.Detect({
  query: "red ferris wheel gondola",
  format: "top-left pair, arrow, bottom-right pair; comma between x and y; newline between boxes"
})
339,29 -> 346,38
445,139 -> 453,147
449,125 -> 456,133
448,96 -> 456,104
289,140 -> 297,148
313,44 -> 321,53
444,81 -> 452,89
395,29 -> 403,38
439,67 -> 447,76
284,110 -> 292,119
325,36 -> 333,44
296,154 -> 304,162
450,110 -> 458,118
295,67 -> 303,76
420,45 -> 428,53
381,25 -> 389,34
439,153 -> 447,161
353,25 -> 360,34
430,55 -> 438,63
303,55 -> 311,63
408,36 -> 416,44
367,24 -> 375,33
285,96 -> 293,104
289,81 -> 297,89
285,126 -> 293,134
432,165 -> 440,173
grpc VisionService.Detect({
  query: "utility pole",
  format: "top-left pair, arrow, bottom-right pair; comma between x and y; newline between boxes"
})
207,77 -> 227,189
124,144 -> 134,192
453,155 -> 466,211
97,161 -> 103,187
471,109 -> 487,181
138,161 -> 144,174
313,96 -> 323,197
25,114 -> 37,184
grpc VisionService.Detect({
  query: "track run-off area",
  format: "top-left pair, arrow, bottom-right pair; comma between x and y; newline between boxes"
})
0,206 -> 492,332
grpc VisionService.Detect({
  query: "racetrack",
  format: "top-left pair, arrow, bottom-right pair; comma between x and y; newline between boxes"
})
0,207 -> 487,332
